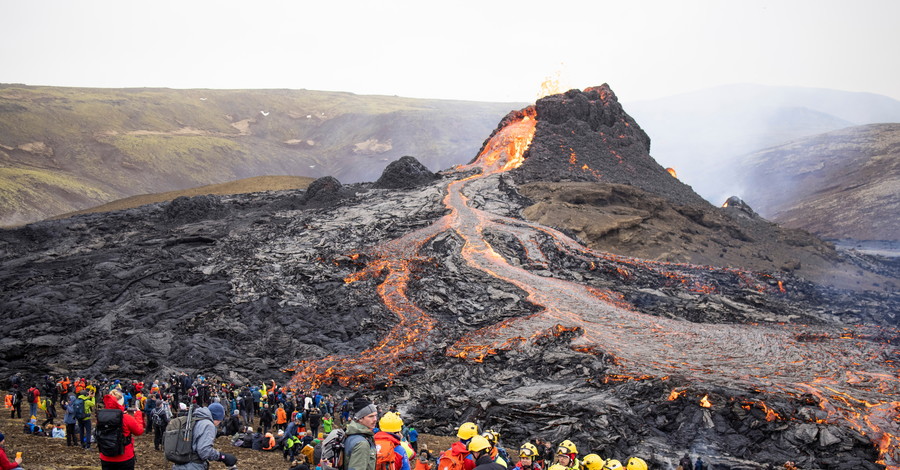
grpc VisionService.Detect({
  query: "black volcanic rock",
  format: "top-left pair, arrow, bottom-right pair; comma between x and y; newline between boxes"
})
164,194 -> 228,222
373,155 -> 438,189
513,85 -> 708,207
1,87 -> 898,470
303,176 -> 344,203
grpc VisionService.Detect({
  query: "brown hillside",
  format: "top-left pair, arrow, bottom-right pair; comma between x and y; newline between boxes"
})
55,175 -> 314,220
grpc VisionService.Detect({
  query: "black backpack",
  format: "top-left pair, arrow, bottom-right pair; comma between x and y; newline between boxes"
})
27,389 -> 36,403
96,408 -> 131,457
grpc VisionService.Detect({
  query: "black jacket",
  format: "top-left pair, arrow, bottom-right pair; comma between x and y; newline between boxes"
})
474,454 -> 506,470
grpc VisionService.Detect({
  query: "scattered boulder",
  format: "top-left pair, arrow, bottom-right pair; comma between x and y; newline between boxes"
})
373,156 -> 438,189
164,195 -> 228,222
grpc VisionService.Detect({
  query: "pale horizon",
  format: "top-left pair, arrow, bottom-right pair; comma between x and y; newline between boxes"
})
2,0 -> 899,104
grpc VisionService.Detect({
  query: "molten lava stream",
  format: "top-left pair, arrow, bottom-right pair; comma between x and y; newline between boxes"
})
289,110 -> 899,465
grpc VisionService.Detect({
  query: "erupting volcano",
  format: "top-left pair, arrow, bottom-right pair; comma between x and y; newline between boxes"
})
2,85 -> 898,469
281,85 -> 899,468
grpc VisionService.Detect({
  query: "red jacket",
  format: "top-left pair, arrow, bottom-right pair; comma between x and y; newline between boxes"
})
100,394 -> 144,462
28,387 -> 40,404
0,445 -> 19,470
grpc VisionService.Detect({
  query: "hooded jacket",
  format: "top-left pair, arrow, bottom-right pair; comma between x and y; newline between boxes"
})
100,394 -> 145,462
345,420 -> 376,470
63,395 -> 77,425
172,406 -> 224,470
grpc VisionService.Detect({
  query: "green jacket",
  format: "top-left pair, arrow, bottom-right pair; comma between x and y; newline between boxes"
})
344,421 -> 376,470
78,394 -> 95,421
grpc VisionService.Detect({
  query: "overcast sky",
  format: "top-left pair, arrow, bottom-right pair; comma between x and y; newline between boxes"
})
2,0 -> 899,103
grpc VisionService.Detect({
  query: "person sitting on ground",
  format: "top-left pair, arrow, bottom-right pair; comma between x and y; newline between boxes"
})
23,416 -> 44,436
282,432 -> 302,462
299,438 -> 318,465
51,425 -> 66,439
263,431 -> 277,451
289,459 -> 310,470
224,410 -> 242,436
0,431 -> 24,470
414,449 -> 432,470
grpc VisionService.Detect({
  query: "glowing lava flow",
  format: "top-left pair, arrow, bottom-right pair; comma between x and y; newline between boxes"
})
288,107 -> 899,466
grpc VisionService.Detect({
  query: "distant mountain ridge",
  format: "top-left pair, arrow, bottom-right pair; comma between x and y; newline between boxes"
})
624,84 -> 900,205
733,123 -> 900,241
0,84 -> 523,226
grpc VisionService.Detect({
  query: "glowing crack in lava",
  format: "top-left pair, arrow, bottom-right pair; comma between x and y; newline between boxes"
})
288,107 -> 900,466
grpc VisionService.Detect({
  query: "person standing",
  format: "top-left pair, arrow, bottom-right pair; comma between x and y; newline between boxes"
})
26,385 -> 40,419
170,402 -> 237,470
63,394 -> 79,447
99,389 -> 144,470
344,397 -> 378,470
152,399 -> 171,451
8,388 -> 22,420
77,388 -> 96,449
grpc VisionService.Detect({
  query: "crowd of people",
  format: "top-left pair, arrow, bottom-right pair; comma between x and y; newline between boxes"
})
1,372 -> 715,470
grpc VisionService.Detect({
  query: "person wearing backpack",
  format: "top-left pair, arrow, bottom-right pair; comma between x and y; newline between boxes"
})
63,394 -> 79,447
169,402 -> 237,470
98,389 -> 145,469
152,399 -> 172,451
439,422 -> 478,470
8,388 -> 22,420
26,385 -> 40,419
345,396 -> 378,470
375,412 -> 412,470
76,388 -> 96,449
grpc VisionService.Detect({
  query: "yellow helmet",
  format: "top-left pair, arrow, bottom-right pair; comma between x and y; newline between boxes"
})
379,412 -> 403,433
557,440 -> 578,455
467,435 -> 492,453
482,430 -> 500,445
603,460 -> 623,470
582,454 -> 606,470
625,458 -> 647,470
457,422 -> 479,440
520,443 -> 539,458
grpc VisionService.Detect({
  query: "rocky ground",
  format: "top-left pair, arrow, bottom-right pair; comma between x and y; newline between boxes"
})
0,401 -> 452,470
1,85 -> 898,469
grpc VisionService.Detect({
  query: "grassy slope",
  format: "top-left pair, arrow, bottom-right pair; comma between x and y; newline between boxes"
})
0,85 -> 521,226
54,175 -> 316,220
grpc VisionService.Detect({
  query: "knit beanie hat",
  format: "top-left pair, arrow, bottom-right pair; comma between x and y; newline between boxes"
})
208,402 -> 226,421
352,396 -> 377,420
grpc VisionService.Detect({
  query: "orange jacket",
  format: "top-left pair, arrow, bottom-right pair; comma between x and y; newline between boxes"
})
276,407 -> 288,424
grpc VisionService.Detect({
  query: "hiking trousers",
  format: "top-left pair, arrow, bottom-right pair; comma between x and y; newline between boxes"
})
101,457 -> 135,470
